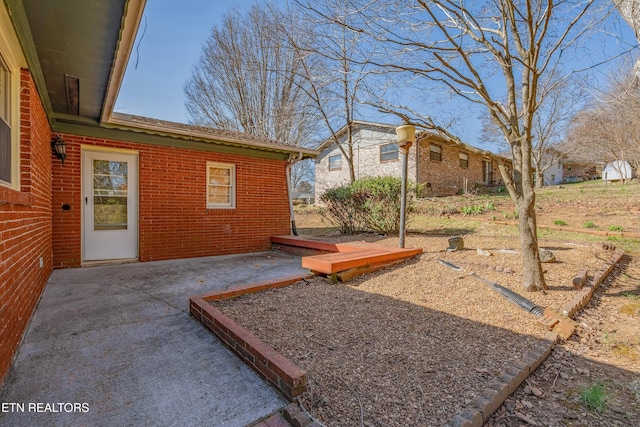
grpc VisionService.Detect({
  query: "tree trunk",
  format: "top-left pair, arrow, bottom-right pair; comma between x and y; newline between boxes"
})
535,171 -> 544,188
499,155 -> 547,293
515,193 -> 547,291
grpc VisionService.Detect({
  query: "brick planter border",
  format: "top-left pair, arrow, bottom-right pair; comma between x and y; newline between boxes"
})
449,248 -> 625,426
189,247 -> 626,425
189,274 -> 313,401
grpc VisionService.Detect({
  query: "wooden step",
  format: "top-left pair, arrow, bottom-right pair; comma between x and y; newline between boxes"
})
272,235 -> 423,276
302,247 -> 422,274
271,235 -> 341,253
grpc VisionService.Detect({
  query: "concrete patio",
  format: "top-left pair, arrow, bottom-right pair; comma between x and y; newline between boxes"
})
0,251 -> 309,427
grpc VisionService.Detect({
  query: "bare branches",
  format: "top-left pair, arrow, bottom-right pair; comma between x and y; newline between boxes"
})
566,69 -> 640,166
184,4 -> 318,147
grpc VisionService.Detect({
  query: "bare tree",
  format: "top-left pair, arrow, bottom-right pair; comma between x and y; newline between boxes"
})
184,3 -> 318,185
566,70 -> 640,172
485,79 -> 586,187
289,0 -> 376,183
325,0 -> 618,291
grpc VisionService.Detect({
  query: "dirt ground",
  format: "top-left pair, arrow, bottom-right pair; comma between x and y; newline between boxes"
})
224,182 -> 639,426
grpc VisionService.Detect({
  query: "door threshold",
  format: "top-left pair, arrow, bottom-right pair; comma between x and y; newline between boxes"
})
81,258 -> 139,267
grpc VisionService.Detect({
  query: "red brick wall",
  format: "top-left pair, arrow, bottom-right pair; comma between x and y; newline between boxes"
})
0,70 -> 52,384
52,137 -> 292,267
418,141 -> 484,196
418,141 -> 506,196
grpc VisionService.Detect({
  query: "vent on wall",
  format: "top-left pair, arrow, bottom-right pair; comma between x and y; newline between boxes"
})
65,74 -> 80,115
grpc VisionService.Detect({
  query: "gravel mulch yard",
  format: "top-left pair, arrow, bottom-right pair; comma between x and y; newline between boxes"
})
213,234 -> 616,426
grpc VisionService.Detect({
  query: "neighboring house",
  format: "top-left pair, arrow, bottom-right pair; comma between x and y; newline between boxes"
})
562,161 -> 602,183
602,160 -> 634,182
536,148 -> 565,186
0,1 -> 317,385
314,122 -> 413,200
535,147 -> 603,185
315,121 -> 510,200
541,160 -> 564,186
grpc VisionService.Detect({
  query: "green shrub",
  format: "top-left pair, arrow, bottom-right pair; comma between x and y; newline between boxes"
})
608,225 -> 623,232
320,176 -> 419,235
320,186 -> 367,235
553,219 -> 567,226
583,220 -> 596,229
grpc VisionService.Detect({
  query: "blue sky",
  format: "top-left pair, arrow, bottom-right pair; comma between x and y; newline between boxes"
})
115,1 -> 638,150
115,0 -> 257,122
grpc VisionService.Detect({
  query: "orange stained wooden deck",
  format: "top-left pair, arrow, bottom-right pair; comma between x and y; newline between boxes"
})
271,235 -> 423,275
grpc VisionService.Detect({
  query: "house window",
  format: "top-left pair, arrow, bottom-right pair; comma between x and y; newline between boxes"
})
207,162 -> 235,209
459,152 -> 469,168
380,143 -> 398,162
0,55 -> 11,185
328,154 -> 342,171
429,144 -> 442,161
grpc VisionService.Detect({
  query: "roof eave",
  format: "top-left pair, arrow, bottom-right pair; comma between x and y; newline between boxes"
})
100,0 -> 147,124
105,114 -> 319,158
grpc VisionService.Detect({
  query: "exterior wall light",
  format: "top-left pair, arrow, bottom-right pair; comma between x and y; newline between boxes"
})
51,135 -> 67,165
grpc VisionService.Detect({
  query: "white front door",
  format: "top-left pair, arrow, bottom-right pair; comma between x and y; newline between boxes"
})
83,149 -> 139,262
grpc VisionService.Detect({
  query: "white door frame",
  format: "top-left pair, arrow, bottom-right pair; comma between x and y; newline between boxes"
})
82,147 -> 139,263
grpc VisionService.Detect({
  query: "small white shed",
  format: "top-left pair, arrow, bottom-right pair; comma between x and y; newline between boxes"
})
602,160 -> 633,182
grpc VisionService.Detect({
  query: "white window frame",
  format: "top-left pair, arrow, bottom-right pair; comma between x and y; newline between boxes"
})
206,161 -> 236,209
0,6 -> 25,191
0,55 -> 11,185
328,154 -> 342,171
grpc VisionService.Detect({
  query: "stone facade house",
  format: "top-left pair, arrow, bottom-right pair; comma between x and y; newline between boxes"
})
0,0 -> 317,385
315,121 -> 511,200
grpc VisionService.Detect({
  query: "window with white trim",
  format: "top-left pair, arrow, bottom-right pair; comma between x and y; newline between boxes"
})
328,154 -> 342,171
0,6 -> 25,191
0,55 -> 11,185
207,162 -> 236,209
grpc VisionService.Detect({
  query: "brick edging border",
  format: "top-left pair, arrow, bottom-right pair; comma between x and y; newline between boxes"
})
449,248 -> 626,427
189,250 -> 626,426
189,274 -> 313,401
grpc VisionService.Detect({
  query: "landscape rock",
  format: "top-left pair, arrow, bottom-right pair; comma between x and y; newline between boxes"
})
447,236 -> 464,252
539,248 -> 556,263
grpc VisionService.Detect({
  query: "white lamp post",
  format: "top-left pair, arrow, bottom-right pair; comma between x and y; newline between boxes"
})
395,124 -> 415,248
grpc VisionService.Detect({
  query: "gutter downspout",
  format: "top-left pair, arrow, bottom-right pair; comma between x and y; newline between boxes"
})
286,152 -> 303,236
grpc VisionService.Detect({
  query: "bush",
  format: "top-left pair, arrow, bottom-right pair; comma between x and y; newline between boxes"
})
320,176 -> 418,235
320,186 -> 367,235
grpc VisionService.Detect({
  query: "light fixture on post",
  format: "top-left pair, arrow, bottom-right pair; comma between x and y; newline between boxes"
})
51,135 -> 67,165
395,124 -> 415,248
